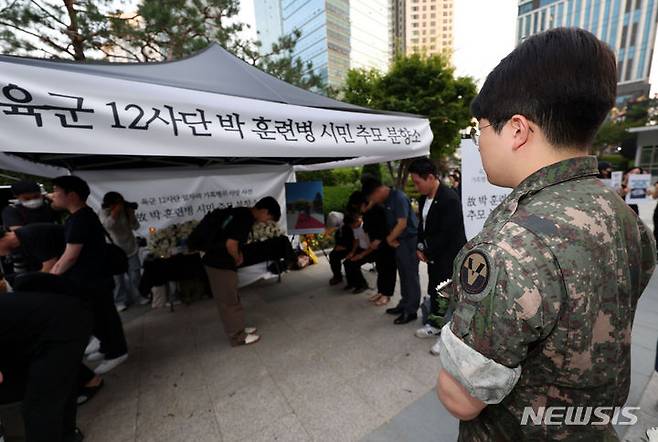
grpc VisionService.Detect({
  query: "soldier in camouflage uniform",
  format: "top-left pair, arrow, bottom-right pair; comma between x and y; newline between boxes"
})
435,28 -> 657,441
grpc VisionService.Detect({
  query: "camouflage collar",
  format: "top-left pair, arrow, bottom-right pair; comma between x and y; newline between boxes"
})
511,156 -> 599,199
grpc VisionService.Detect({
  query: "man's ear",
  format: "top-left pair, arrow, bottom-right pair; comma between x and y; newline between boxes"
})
508,114 -> 532,151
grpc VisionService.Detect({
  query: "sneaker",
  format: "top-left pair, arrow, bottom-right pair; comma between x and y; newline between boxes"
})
94,354 -> 128,375
244,334 -> 260,345
116,303 -> 128,312
86,351 -> 105,362
430,338 -> 441,356
84,337 -> 100,356
415,324 -> 441,339
245,326 -> 258,334
233,334 -> 261,347
352,286 -> 369,294
165,300 -> 182,307
136,296 -> 151,306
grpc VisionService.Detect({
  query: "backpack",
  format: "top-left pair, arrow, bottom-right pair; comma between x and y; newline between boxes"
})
187,208 -> 233,252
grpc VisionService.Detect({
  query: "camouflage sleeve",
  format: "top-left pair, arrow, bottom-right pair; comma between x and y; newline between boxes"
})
638,219 -> 657,293
439,236 -> 563,403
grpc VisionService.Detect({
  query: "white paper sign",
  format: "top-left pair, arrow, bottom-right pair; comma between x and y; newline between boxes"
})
460,139 -> 512,240
611,171 -> 623,190
626,174 -> 652,203
77,165 -> 293,236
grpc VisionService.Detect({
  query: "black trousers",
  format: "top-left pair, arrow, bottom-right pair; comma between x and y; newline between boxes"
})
375,245 -> 397,297
426,261 -> 453,328
344,248 -> 376,288
90,284 -> 128,359
329,249 -> 349,279
0,292 -> 91,442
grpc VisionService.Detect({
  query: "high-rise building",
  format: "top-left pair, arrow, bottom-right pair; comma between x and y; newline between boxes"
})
517,0 -> 658,104
390,0 -> 406,59
255,0 -> 391,88
350,0 -> 390,73
254,0 -> 283,54
390,0 -> 454,59
279,0 -> 350,88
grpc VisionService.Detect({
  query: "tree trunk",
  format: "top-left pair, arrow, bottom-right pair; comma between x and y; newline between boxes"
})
396,159 -> 412,189
63,0 -> 85,61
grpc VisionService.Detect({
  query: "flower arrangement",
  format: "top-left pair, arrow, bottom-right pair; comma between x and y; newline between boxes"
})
248,221 -> 285,243
148,220 -> 199,258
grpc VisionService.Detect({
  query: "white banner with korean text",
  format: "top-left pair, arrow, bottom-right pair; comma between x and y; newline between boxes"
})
0,61 -> 431,160
460,139 -> 512,240
77,165 -> 294,237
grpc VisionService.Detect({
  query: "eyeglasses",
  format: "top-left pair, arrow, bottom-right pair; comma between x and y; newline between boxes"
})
470,123 -> 534,146
470,124 -> 491,147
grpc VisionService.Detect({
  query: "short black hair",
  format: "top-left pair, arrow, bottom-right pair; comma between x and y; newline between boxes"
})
11,181 -> 40,196
102,191 -> 124,209
343,212 -> 357,226
361,175 -> 384,197
471,28 -> 616,149
254,196 -> 281,222
408,158 -> 438,179
52,175 -> 91,201
347,190 -> 366,210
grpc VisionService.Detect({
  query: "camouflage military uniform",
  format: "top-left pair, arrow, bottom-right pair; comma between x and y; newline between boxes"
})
438,156 -> 656,441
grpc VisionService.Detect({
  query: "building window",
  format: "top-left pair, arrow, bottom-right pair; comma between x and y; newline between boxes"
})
431,21 -> 436,26
431,13 -> 436,18
621,25 -> 628,48
625,59 -> 634,81
631,21 -> 638,47
639,146 -> 658,178
625,0 -> 633,13
431,5 -> 436,10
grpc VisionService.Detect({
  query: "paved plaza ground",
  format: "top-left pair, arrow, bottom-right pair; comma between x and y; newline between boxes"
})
65,256 -> 658,442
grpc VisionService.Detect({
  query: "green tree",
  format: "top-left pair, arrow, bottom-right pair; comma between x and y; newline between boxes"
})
593,96 -> 658,158
0,0 -> 324,90
342,54 -> 477,187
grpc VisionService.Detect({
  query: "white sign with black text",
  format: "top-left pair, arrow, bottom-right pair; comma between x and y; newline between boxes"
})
460,139 -> 512,240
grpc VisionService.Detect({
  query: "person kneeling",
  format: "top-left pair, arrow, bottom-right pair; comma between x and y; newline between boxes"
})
343,214 -> 376,294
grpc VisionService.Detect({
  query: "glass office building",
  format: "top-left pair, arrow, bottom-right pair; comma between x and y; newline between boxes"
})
256,0 -> 389,88
517,0 -> 658,103
254,0 -> 284,55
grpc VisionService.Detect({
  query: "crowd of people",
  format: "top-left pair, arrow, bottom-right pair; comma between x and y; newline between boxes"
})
0,172 -> 294,441
326,158 -> 466,355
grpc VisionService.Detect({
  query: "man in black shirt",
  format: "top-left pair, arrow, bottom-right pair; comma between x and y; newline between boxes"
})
0,290 -> 90,442
191,197 -> 281,347
409,158 -> 467,343
0,223 -> 65,271
49,175 -> 128,375
1,181 -> 56,229
2,181 -> 58,273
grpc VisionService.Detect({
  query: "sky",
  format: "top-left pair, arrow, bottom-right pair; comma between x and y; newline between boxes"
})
239,0 -> 658,94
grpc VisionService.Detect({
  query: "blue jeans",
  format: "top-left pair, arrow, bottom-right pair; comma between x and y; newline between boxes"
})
113,254 -> 142,306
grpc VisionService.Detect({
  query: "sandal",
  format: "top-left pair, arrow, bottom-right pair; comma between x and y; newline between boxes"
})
374,296 -> 391,306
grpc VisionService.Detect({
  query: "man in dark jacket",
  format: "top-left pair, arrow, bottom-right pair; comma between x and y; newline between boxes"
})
189,197 -> 281,347
409,158 -> 466,340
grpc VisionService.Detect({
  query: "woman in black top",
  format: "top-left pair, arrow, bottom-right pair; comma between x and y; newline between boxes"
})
362,202 -> 397,306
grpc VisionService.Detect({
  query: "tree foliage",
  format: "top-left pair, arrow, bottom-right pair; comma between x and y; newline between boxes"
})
0,0 -> 324,90
342,54 -> 477,186
593,96 -> 658,158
